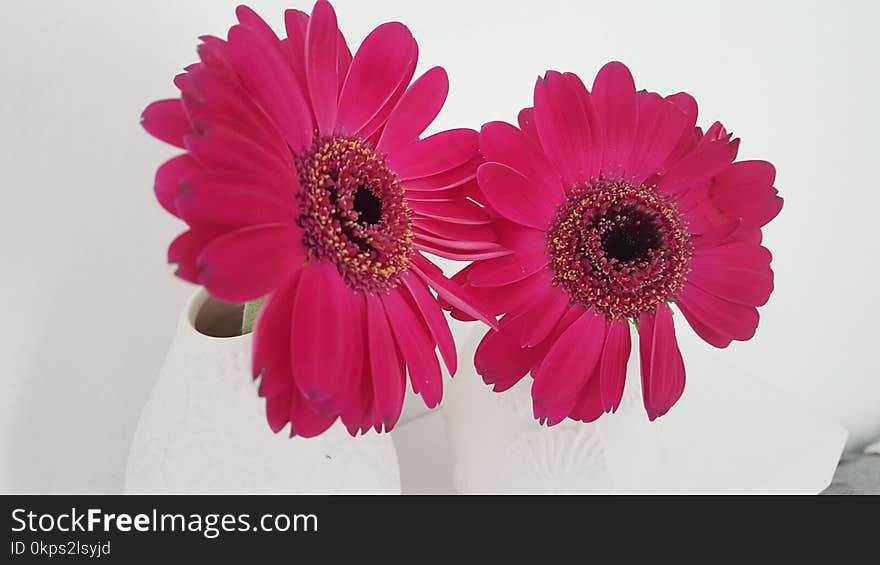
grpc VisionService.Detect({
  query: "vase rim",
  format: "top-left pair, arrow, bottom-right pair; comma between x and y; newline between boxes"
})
185,288 -> 250,342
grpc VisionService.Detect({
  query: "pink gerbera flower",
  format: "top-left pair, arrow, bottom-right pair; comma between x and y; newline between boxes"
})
141,2 -> 499,437
450,62 -> 782,424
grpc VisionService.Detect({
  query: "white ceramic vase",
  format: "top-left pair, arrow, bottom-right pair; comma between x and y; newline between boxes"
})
443,320 -> 848,494
125,289 -> 401,494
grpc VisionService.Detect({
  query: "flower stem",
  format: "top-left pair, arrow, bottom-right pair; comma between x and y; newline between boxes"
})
241,297 -> 266,335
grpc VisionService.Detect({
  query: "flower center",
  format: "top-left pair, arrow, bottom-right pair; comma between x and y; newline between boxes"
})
295,134 -> 414,293
546,179 -> 692,319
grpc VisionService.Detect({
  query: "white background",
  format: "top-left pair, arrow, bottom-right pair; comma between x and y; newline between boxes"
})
1,0 -> 878,492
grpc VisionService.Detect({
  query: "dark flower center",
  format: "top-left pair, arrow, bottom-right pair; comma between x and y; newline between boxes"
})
546,179 -> 692,319
294,134 -> 413,293
354,186 -> 383,226
599,205 -> 663,263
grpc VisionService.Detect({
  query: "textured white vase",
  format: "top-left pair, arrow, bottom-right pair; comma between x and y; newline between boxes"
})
443,320 -> 848,494
125,289 -> 401,494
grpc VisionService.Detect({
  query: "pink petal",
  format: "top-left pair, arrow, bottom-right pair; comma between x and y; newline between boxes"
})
340,362 -> 375,437
253,282 -> 297,399
290,261 -> 358,404
658,92 -> 700,173
402,273 -> 457,375
628,93 -> 691,183
467,249 -> 548,287
412,229 -> 502,252
444,266 -> 553,321
474,312 -> 545,393
305,0 -> 339,133
336,22 -> 417,135
533,71 -> 593,186
519,287 -> 571,347
410,253 -> 498,329
401,156 -> 480,191
638,303 -> 686,421
677,283 -> 760,346
265,394 -> 292,433
154,154 -> 201,216
176,172 -> 296,230
378,66 -> 449,157
408,200 -> 489,225
141,99 -> 192,148
414,218 -> 497,243
658,134 -> 739,196
689,243 -> 773,306
532,309 -> 607,408
336,30 -> 353,92
195,36 -> 235,76
479,120 -> 563,201
283,9 -> 310,95
196,224 -> 305,302
710,160 -> 783,229
288,389 -> 338,438
365,294 -> 406,431
381,288 -> 443,409
168,228 -> 218,284
517,107 -> 540,147
392,129 -> 478,180
184,122 -> 292,179
235,5 -> 280,41
599,318 -> 631,413
226,24 -> 313,151
591,62 -> 638,178
477,162 -> 559,229
562,72 -> 604,178
184,67 -> 285,151
414,242 -> 509,262
569,364 -> 604,424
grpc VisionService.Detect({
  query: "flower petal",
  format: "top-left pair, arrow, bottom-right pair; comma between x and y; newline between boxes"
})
290,261 -> 357,403
688,243 -> 774,306
410,253 -> 498,329
475,315 -> 544,393
677,282 -> 759,347
477,162 -> 559,229
381,287 -> 443,409
519,287 -> 571,347
479,120 -> 563,201
175,172 -> 296,230
532,309 -> 607,407
365,294 -> 406,431
305,0 -> 339,133
466,249 -> 548,288
226,23 -> 313,151
638,303 -> 686,421
710,160 -> 783,229
141,99 -> 192,148
196,224 -> 304,302
533,71 -> 593,185
592,62 -> 638,178
154,154 -> 201,216
253,281 -> 297,399
628,93 -> 691,183
336,22 -> 417,135
377,66 -> 449,157
599,317 -> 631,413
392,129 -> 478,180
402,272 -> 457,375
658,131 -> 739,196
168,228 -> 218,284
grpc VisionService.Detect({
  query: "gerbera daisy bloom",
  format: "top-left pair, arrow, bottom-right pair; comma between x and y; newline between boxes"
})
449,62 -> 782,425
141,2 -> 499,437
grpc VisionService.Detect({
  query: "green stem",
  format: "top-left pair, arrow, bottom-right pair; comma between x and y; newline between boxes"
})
241,297 -> 266,335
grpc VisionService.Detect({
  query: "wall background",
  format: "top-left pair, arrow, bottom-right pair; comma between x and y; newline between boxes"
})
1,0 -> 877,492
